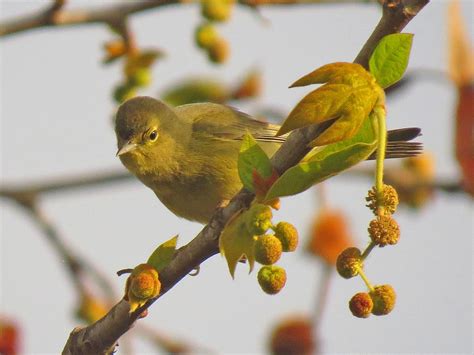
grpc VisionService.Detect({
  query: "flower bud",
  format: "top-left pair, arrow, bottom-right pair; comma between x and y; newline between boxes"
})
368,215 -> 400,247
366,184 -> 399,215
125,263 -> 161,312
349,292 -> 373,318
254,234 -> 282,265
306,209 -> 353,265
336,247 -> 362,279
201,0 -> 234,22
195,22 -> 219,49
245,203 -> 273,235
370,284 -> 396,315
270,316 -> 316,355
207,37 -> 230,64
274,222 -> 299,252
257,265 -> 286,295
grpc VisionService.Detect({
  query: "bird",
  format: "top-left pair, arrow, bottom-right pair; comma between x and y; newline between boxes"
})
115,96 -> 421,223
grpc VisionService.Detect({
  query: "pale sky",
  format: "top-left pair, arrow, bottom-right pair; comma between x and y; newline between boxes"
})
1,1 -> 473,354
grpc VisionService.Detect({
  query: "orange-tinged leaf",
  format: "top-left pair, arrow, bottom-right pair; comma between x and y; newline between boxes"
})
455,84 -> 474,196
219,210 -> 257,278
290,62 -> 370,88
252,168 -> 279,200
0,318 -> 20,355
448,1 -> 474,86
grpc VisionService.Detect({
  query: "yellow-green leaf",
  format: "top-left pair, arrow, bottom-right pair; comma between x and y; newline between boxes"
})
238,133 -> 273,192
219,211 -> 257,278
369,33 -> 414,88
266,114 -> 378,200
290,62 -> 371,88
309,86 -> 378,146
147,235 -> 178,272
278,62 -> 381,142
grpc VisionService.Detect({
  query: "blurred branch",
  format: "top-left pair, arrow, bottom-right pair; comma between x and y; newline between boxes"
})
62,1 -> 430,353
2,195 -> 115,300
0,0 -> 377,37
345,167 -> 466,194
136,323 -> 216,354
313,263 -> 332,328
0,170 -> 132,197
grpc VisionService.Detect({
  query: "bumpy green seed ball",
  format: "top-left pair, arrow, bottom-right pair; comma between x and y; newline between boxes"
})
254,234 -> 282,265
368,215 -> 400,247
257,265 -> 286,295
349,292 -> 373,318
370,284 -> 396,316
245,203 -> 273,235
274,221 -> 299,252
336,247 -> 362,279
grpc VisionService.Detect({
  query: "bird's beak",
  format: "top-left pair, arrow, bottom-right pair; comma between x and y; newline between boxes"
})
116,141 -> 138,157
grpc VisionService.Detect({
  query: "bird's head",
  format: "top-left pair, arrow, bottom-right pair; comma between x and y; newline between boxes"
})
114,96 -> 183,175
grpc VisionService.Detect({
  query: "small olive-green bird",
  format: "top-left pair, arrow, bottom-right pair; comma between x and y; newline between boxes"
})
115,96 -> 420,223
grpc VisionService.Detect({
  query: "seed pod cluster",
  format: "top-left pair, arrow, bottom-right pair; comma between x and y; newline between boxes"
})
245,203 -> 299,295
194,1 -> 235,64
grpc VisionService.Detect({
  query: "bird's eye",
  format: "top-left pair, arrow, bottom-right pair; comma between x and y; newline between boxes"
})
149,130 -> 158,141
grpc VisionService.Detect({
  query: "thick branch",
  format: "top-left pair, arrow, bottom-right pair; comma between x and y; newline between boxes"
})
61,1 -> 429,352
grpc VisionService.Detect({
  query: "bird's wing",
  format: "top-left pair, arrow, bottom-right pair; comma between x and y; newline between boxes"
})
177,103 -> 286,143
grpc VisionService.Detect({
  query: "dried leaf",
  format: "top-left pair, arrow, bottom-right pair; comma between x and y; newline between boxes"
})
448,1 -> 474,86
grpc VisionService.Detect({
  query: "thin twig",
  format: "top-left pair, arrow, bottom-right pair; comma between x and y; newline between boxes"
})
62,2 -> 430,353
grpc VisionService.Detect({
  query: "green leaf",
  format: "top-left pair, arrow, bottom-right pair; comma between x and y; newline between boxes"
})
369,33 -> 414,88
238,133 -> 273,192
147,235 -> 178,272
266,114 -> 378,200
219,211 -> 256,278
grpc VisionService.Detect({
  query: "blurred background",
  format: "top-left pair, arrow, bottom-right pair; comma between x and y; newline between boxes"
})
1,1 -> 473,354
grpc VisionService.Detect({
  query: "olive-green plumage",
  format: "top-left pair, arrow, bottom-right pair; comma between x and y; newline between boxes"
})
115,97 -> 420,223
115,96 -> 283,223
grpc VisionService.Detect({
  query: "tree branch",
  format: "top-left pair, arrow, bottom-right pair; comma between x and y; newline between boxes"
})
0,170 -> 132,197
0,0 -> 376,38
61,1 -> 429,353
